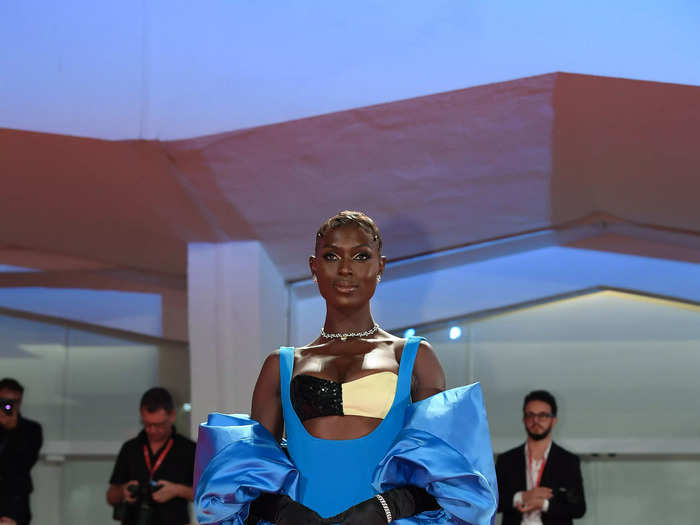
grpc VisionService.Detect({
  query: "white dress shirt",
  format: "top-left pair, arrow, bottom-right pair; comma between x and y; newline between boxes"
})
512,441 -> 552,525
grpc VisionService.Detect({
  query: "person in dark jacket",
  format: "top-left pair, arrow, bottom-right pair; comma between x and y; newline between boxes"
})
106,387 -> 195,525
496,390 -> 585,525
0,378 -> 43,525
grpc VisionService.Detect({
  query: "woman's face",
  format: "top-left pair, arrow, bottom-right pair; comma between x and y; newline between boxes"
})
310,224 -> 386,310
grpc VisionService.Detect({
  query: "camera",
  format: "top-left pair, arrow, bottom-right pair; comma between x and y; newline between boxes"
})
112,480 -> 162,525
0,398 -> 15,416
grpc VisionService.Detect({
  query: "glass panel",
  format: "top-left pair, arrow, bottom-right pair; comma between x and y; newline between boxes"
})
405,290 -> 700,525
30,460 -> 62,525
578,457 -> 700,525
64,328 -> 191,441
64,328 -> 160,441
0,310 -> 190,525
0,313 -> 67,440
63,458 -> 119,525
408,290 -> 700,448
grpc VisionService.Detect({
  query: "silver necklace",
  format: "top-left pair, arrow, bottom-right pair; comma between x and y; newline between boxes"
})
320,323 -> 380,342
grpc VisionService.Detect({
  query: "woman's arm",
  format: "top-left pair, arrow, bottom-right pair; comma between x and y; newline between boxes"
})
246,352 -> 326,524
250,351 -> 284,442
411,340 -> 446,401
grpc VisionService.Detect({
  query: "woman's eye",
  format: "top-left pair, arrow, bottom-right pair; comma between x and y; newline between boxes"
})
353,252 -> 371,261
323,253 -> 339,261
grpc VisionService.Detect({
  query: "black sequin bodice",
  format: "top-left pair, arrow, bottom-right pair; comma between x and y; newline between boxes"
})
290,374 -> 343,422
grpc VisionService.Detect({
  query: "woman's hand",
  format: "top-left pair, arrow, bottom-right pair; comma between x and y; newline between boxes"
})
327,485 -> 440,524
248,493 -> 324,525
275,496 -> 325,525
326,497 -> 388,525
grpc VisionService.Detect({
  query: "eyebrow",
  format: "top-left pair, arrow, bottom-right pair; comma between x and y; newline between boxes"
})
321,243 -> 373,250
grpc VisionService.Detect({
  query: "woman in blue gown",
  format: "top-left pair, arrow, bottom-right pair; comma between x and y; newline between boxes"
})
194,211 -> 498,525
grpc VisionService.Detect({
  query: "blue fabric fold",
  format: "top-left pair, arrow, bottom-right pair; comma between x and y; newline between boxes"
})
194,413 -> 299,525
373,383 -> 498,525
194,384 -> 497,525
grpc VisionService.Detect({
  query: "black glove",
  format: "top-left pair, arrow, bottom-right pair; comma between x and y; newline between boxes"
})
329,485 -> 439,524
247,492 -> 324,525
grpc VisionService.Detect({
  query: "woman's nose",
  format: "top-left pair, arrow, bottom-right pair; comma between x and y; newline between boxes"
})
338,258 -> 352,274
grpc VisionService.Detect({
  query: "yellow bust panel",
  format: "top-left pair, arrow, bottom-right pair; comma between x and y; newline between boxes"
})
341,371 -> 398,419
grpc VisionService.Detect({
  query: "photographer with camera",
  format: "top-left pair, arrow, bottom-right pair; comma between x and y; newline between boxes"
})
107,387 -> 195,525
0,378 -> 43,525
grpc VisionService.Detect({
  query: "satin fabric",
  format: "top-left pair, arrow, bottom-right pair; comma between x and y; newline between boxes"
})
194,382 -> 498,525
194,413 -> 299,524
373,383 -> 498,525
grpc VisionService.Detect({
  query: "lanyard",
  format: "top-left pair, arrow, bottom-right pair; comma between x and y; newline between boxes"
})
143,438 -> 173,480
527,450 -> 547,488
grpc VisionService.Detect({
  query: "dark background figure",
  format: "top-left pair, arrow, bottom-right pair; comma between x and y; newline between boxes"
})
496,390 -> 586,525
0,378 -> 43,525
106,387 -> 195,525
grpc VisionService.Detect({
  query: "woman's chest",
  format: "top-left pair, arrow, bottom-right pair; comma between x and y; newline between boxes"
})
294,345 -> 399,382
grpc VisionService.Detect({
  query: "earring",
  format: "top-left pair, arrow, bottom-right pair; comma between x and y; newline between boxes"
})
376,274 -> 381,283
312,275 -> 318,283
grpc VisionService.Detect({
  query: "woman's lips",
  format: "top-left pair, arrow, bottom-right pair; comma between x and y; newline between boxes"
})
334,282 -> 358,293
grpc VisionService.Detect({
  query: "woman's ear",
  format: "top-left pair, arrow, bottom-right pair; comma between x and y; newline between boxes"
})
309,255 -> 317,277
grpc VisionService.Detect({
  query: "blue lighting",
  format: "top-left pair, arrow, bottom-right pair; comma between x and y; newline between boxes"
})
449,326 -> 462,340
403,328 -> 416,338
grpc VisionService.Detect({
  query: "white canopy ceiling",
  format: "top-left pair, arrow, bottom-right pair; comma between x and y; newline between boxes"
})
0,72 -> 698,291
0,2 -> 698,300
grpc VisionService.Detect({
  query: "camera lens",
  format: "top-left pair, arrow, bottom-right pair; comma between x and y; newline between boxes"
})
1,399 -> 15,415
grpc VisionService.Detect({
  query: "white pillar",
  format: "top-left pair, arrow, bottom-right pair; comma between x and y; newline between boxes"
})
162,290 -> 188,342
188,241 -> 287,437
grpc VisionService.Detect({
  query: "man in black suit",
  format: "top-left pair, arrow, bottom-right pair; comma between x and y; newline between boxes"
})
495,390 -> 585,525
0,378 -> 43,525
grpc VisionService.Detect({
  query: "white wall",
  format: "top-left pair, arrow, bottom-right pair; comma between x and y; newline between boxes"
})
188,241 -> 287,435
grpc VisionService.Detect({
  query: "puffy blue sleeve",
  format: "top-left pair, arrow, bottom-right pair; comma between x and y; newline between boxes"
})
194,413 -> 299,525
373,383 -> 498,525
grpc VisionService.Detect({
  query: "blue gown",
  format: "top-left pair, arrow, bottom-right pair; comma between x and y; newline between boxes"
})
194,336 -> 498,525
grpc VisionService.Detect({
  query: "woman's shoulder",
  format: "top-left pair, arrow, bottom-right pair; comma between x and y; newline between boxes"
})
261,342 -> 321,367
262,343 -> 310,358
391,335 -> 435,360
395,336 -> 445,399
263,347 -> 283,360
258,349 -> 283,381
